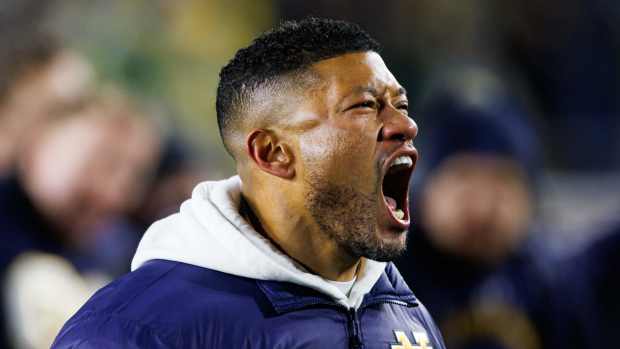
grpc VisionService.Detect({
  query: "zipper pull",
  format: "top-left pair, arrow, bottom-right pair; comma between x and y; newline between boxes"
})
347,308 -> 363,349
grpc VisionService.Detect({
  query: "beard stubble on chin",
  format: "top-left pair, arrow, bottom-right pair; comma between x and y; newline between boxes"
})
304,168 -> 407,262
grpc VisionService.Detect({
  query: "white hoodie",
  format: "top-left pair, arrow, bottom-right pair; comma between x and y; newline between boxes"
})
131,176 -> 387,309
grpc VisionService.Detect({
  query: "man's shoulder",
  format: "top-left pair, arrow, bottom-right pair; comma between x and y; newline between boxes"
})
81,259 -> 263,316
52,260 -> 267,348
378,262 -> 416,298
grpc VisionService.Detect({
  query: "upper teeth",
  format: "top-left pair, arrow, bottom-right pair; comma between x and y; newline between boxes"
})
390,155 -> 413,168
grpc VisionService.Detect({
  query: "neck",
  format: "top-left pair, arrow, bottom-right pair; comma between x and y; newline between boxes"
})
240,193 -> 361,281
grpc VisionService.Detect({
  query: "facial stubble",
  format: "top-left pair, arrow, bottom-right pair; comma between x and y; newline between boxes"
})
304,163 -> 407,262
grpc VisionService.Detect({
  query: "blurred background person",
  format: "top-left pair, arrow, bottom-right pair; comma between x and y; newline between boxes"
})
0,42 -> 94,176
394,67 -> 558,349
0,91 -> 161,348
129,127 -> 209,233
0,0 -> 94,175
90,127 -> 211,277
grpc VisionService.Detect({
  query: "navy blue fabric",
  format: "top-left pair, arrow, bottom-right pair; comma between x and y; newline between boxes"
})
52,260 -> 446,348
395,229 -> 559,349
0,174 -> 66,270
553,222 -> 620,349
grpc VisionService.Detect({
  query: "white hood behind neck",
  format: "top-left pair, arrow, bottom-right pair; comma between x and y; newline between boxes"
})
131,176 -> 387,309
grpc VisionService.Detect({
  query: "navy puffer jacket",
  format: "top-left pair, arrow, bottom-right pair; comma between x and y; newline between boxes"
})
53,260 -> 446,348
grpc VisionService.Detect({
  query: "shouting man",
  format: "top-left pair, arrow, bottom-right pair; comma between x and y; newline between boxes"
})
53,18 -> 446,349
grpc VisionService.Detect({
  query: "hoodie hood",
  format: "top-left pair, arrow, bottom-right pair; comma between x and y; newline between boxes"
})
131,176 -> 387,309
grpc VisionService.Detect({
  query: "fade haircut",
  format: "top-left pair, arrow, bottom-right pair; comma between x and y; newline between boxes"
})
216,17 -> 381,157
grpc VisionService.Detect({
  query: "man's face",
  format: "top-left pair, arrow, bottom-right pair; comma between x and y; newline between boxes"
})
295,52 -> 418,261
0,50 -> 92,174
421,154 -> 532,263
29,114 -> 160,242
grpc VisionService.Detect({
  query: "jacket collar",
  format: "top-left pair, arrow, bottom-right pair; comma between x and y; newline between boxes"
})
133,176 -> 386,308
257,263 -> 418,314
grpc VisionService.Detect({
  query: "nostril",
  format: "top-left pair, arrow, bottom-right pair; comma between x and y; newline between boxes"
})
393,134 -> 406,142
377,126 -> 407,143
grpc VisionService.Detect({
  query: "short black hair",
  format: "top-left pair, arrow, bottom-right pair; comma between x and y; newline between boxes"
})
216,17 -> 381,156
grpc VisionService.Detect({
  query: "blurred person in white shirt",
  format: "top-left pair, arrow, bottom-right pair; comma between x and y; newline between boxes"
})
0,91 -> 161,349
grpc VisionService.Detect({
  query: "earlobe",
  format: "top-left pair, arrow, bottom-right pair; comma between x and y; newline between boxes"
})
246,129 -> 295,179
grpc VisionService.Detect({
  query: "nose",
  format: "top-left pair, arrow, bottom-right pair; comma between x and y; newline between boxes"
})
378,109 -> 418,143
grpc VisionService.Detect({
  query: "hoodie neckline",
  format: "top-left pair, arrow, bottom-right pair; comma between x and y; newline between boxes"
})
256,263 -> 418,314
131,176 -> 388,309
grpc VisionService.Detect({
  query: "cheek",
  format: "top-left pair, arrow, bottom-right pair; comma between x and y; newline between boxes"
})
299,124 -> 377,185
33,138 -> 94,205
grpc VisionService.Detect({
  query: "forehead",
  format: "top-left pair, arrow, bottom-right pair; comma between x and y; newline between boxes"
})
310,51 -> 402,96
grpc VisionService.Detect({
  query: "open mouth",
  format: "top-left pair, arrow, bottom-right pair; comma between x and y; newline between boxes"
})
381,154 -> 415,224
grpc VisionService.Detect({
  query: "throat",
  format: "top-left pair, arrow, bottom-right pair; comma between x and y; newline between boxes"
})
239,194 -> 361,281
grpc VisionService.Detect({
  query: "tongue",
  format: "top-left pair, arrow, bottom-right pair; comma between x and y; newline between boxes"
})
385,196 -> 397,211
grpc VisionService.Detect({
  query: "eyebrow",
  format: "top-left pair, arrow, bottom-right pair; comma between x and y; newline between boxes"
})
353,85 -> 407,97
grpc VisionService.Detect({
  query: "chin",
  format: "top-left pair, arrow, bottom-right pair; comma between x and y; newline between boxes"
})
365,247 -> 406,262
379,225 -> 408,237
360,230 -> 408,262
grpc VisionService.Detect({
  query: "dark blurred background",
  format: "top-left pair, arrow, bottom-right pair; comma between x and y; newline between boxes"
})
29,0 -> 619,248
0,0 -> 618,348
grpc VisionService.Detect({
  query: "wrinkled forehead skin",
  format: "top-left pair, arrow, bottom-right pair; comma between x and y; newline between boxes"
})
312,51 -> 402,106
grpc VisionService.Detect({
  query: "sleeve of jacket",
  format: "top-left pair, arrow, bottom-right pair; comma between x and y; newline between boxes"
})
416,302 -> 448,349
51,311 -> 180,349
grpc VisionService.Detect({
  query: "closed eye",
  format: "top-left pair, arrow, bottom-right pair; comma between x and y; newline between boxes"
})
350,100 -> 378,110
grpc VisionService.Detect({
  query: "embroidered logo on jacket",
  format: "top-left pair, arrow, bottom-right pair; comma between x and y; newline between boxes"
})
391,330 -> 433,349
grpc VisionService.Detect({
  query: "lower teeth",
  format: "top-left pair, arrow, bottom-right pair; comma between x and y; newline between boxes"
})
394,209 -> 404,220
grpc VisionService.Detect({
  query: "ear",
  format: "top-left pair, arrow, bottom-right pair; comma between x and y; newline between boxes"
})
246,129 -> 295,179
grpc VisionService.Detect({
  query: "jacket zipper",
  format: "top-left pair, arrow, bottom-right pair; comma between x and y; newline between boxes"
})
275,298 -> 415,349
347,308 -> 363,349
345,300 -> 415,349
